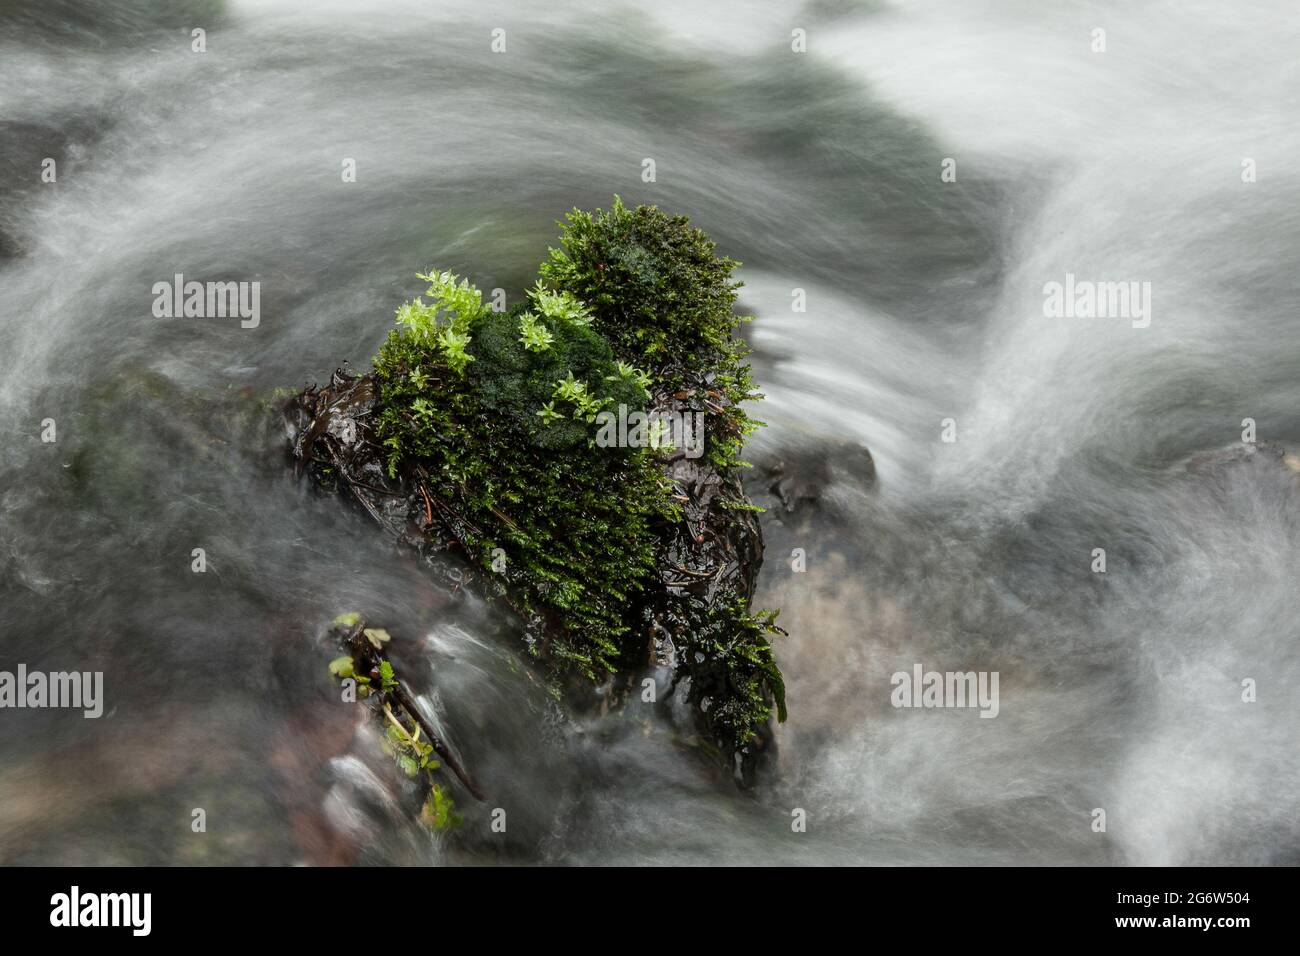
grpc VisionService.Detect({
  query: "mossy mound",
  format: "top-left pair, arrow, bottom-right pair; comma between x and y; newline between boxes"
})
288,198 -> 785,784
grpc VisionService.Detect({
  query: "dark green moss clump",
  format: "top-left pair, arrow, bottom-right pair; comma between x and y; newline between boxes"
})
541,196 -> 763,472
371,274 -> 671,677
343,200 -> 784,773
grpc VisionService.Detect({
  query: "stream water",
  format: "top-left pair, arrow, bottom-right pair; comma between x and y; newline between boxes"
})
1,0 -> 1298,865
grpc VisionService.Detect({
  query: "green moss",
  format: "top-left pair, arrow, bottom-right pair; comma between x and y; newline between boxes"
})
539,196 -> 739,361
373,285 -> 674,679
671,597 -> 787,750
365,200 -> 785,755
540,196 -> 764,471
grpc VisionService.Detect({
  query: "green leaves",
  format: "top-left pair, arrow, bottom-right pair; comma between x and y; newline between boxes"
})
552,370 -> 585,403
517,311 -> 554,352
395,270 -> 487,376
536,400 -> 564,425
325,617 -> 464,823
606,360 -> 653,400
365,201 -> 783,750
552,371 -> 607,423
414,269 -> 486,333
437,327 -> 475,374
395,298 -> 436,337
422,784 -> 463,831
514,288 -> 596,353
528,281 -> 592,327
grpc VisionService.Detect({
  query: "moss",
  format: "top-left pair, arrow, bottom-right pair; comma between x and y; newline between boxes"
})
357,200 -> 785,760
468,304 -> 647,451
540,196 -> 764,471
371,283 -> 674,679
539,196 -> 740,362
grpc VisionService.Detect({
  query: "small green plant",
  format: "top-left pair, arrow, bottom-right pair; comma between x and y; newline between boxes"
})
327,615 -> 469,829
422,784 -> 463,830
527,281 -> 593,327
361,201 -> 785,762
517,311 -> 554,352
536,400 -> 564,425
394,269 -> 488,374
539,195 -> 763,471
606,360 -> 653,400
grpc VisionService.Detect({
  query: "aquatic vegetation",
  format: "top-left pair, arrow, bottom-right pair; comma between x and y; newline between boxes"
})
293,199 -> 785,782
327,613 -> 472,828
539,195 -> 764,472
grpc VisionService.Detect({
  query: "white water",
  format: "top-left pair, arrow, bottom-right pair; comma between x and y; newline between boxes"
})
1,0 -> 1297,865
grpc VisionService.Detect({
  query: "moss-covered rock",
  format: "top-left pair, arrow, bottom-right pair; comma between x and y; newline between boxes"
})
287,199 -> 785,785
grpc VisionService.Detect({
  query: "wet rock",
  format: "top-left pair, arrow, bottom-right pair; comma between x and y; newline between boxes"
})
285,364 -> 780,786
761,437 -> 876,514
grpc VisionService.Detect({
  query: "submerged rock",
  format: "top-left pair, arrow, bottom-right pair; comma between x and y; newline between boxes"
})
286,200 -> 786,786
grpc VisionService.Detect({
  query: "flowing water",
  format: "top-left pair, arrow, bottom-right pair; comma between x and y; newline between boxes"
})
1,0 -> 1298,865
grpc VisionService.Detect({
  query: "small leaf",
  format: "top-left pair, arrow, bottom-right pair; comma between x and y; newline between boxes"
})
364,627 -> 392,648
328,656 -> 354,678
421,784 -> 459,830
398,755 -> 419,778
332,611 -> 361,628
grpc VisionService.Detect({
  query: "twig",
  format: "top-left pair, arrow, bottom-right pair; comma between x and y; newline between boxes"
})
345,623 -> 486,802
419,484 -> 435,528
391,683 -> 486,802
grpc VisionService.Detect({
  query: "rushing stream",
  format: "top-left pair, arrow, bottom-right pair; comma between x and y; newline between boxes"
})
1,0 -> 1298,865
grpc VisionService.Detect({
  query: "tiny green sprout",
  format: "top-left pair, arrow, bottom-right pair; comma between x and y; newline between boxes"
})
411,397 -> 435,419
552,371 -> 608,422
605,361 -> 653,400
408,366 -> 430,389
416,269 -> 486,331
379,659 -> 399,690
536,401 -> 565,425
518,311 -> 554,352
332,611 -> 361,628
395,298 -> 434,339
553,370 -> 588,403
328,656 -> 355,678
437,328 -> 475,374
577,394 -> 606,423
364,627 -> 392,649
422,784 -> 463,830
529,281 -> 593,327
